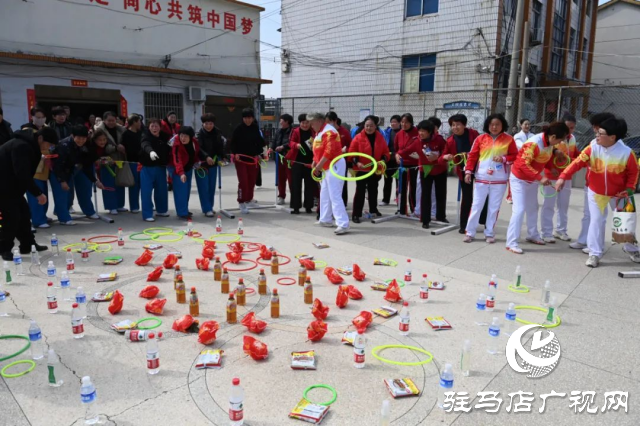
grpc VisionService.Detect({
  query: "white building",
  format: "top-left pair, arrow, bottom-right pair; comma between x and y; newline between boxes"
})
0,0 -> 270,136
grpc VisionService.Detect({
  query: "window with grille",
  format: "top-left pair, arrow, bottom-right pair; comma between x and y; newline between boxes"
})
143,92 -> 184,124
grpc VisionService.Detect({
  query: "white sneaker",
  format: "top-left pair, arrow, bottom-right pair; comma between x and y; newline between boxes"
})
239,203 -> 250,214
379,201 -> 389,206
315,221 -> 334,228
506,246 -> 523,254
87,214 -> 99,220
145,217 -> 155,222
553,231 -> 571,241
569,241 -> 587,250
60,220 -> 76,226
68,207 -> 77,214
37,223 -> 51,229
526,238 -> 546,245
334,226 -> 349,235
130,209 -> 140,214
276,197 -> 285,205
586,255 -> 599,268
205,211 -> 215,218
109,210 -> 119,215
622,247 -> 640,263
156,212 -> 170,217
582,247 -> 590,255
248,200 -> 260,206
542,237 -> 556,244
117,208 -> 129,212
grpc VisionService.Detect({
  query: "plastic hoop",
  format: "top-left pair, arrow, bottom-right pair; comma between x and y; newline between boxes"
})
514,305 -> 561,328
222,259 -> 259,272
94,244 -> 112,253
385,279 -> 406,288
88,235 -> 118,244
1,360 -> 36,378
452,153 -> 467,166
330,153 -> 377,181
508,284 -> 530,293
277,277 -> 297,286
0,335 -> 31,362
245,288 -> 256,295
553,155 -> 571,169
195,168 -> 207,179
209,234 -> 242,244
371,345 -> 434,366
303,384 -> 338,406
259,158 -> 268,168
540,185 -> 557,198
235,154 -> 259,166
311,169 -> 325,182
129,232 -> 154,241
136,317 -> 162,330
257,254 -> 291,266
143,228 -> 173,236
228,242 -> 262,253
313,260 -> 327,269
62,242 -> 98,253
151,233 -> 183,243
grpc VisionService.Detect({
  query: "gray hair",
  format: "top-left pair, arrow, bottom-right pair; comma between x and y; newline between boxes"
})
306,112 -> 325,121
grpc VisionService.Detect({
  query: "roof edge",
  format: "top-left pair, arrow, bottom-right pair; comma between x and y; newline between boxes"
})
226,0 -> 265,12
598,0 -> 640,12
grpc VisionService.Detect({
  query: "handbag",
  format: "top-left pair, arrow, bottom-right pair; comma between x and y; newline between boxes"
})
115,154 -> 135,187
612,196 -> 637,244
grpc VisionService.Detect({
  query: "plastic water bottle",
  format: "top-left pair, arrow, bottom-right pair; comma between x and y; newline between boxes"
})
29,319 -> 44,360
48,349 -> 63,387
80,376 -> 99,424
475,294 -> 487,326
51,233 -> 59,256
117,228 -> 124,247
31,245 -> 40,266
81,238 -> 89,263
437,363 -> 454,409
354,329 -> 365,369
0,281 -> 7,316
3,261 -> 11,284
76,287 -> 87,319
216,216 -> 222,234
514,265 -> 522,288
487,317 -> 501,355
541,280 -> 552,307
47,261 -> 56,280
13,249 -> 24,276
486,274 -> 497,312
71,303 -> 84,338
404,259 -> 412,284
504,303 -> 517,336
399,301 -> 410,336
66,249 -> 75,274
146,332 -> 160,374
229,377 -> 244,425
545,296 -> 558,325
380,399 -> 391,426
460,340 -> 471,377
60,271 -> 71,301
186,218 -> 194,237
237,218 -> 244,235
47,282 -> 58,314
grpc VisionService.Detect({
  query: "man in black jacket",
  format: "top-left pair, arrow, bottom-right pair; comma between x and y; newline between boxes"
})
0,107 -> 14,147
50,107 -> 72,141
196,113 -> 224,217
0,128 -> 53,260
120,114 -> 143,213
271,114 -> 293,205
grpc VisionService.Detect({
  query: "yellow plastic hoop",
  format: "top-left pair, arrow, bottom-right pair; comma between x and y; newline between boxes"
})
371,345 -> 434,366
514,305 -> 561,328
330,152 -> 377,181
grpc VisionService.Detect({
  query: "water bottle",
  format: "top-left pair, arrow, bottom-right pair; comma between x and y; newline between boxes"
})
541,280 -> 551,307
29,319 -> 44,360
487,317 -> 501,355
460,340 -> 471,377
186,218 -> 194,237
117,228 -> 124,247
0,281 -> 7,317
419,274 -> 429,303
66,249 -> 75,274
237,218 -> 244,235
486,274 -> 497,312
71,303 -> 84,338
437,363 -> 454,409
47,282 -> 58,314
48,349 -> 63,387
504,303 -> 517,336
353,329 -> 365,369
475,294 -> 487,326
229,377 -> 244,426
13,249 -> 24,276
80,376 -> 99,424
216,216 -> 222,233
404,259 -> 412,284
31,245 -> 40,266
81,238 -> 89,263
380,399 -> 391,426
60,271 -> 71,301
47,261 -> 56,280
51,233 -> 59,256
76,287 -> 87,319
514,265 -> 522,288
545,296 -> 558,325
146,333 -> 160,374
399,301 -> 410,336
3,261 -> 11,284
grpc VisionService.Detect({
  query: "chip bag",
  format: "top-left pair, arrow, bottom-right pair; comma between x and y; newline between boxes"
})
336,285 -> 349,308
172,314 -> 199,333
163,253 -> 178,269
307,319 -> 328,342
198,320 -> 220,345
134,249 -> 153,266
145,298 -> 167,315
202,245 -> 215,260
347,285 -> 363,300
196,258 -> 210,271
108,290 -> 124,315
146,266 -> 163,282
243,335 -> 269,360
299,258 -> 315,271
241,312 -> 268,334
203,240 -> 216,250
352,311 -> 373,332
229,242 -> 244,254
225,252 -> 241,264
353,264 -> 366,281
324,267 -> 344,284
139,285 -> 160,299
384,279 -> 403,303
311,298 -> 330,320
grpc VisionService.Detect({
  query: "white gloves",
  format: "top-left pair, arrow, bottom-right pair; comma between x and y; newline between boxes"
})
150,151 -> 159,161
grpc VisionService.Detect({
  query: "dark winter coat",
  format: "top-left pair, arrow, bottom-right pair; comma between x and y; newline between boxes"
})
197,127 -> 225,167
53,136 -> 96,184
0,129 -> 42,197
0,119 -> 13,146
139,130 -> 170,167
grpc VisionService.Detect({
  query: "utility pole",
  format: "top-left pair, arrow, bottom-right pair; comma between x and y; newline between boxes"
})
517,21 -> 531,123
505,0 -> 526,130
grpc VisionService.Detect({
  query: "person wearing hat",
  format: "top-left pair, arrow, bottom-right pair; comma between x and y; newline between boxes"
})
0,127 -> 54,260
230,108 -> 264,214
168,126 -> 205,219
27,127 -> 60,229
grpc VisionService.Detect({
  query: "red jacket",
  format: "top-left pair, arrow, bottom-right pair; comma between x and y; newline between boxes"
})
440,128 -> 480,180
415,134 -> 447,176
286,127 -> 316,162
511,133 -> 554,182
161,119 -> 181,137
394,127 -> 420,166
349,130 -> 390,172
312,124 -> 343,171
338,126 -> 352,151
170,138 -> 201,176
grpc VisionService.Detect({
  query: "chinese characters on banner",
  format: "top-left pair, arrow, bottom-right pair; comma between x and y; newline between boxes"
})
91,0 -> 254,34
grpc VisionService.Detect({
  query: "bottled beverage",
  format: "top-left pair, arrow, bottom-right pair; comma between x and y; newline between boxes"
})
173,265 -> 182,290
514,265 -> 522,288
146,333 -> 160,374
186,218 -> 193,237
0,281 -> 7,317
213,257 -> 222,281
48,349 -> 63,387
71,303 -> 84,338
271,251 -> 279,275
80,376 -> 99,424
76,287 -> 87,319
229,377 -> 244,425
419,274 -> 429,303
3,261 -> 11,284
47,261 -> 56,280
175,279 -> 186,304
486,274 -> 497,312
125,329 -> 150,342
66,249 -> 75,274
221,268 -> 230,294
304,277 -> 313,304
270,289 -> 279,318
545,296 -> 558,325
13,249 -> 24,276
227,293 -> 237,324
258,269 -> 267,295
437,363 -> 454,409
51,233 -> 59,256
399,301 -> 410,336
475,294 -> 487,326
31,245 -> 40,266
81,238 -> 89,262
29,319 -> 44,360
298,265 -> 307,286
460,340 -> 471,377
237,218 -> 244,235
504,303 -> 517,336
216,216 -> 222,233
236,279 -> 246,306
117,228 -> 124,247
189,287 -> 199,316
541,280 -> 552,307
47,282 -> 58,313
404,259 -> 412,283
353,329 -> 365,368
380,399 -> 391,426
60,271 -> 71,301
487,317 -> 500,355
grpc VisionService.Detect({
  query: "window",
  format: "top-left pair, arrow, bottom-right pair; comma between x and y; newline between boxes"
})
582,37 -> 589,61
144,92 -> 184,124
569,28 -> 577,78
402,54 -> 436,93
586,0 -> 592,16
532,0 -> 543,38
551,0 -> 568,75
406,0 -> 439,17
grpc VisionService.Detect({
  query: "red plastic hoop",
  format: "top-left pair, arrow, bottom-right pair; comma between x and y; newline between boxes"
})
221,259 -> 258,272
228,242 -> 263,253
257,254 -> 291,266
277,277 -> 297,286
245,288 -> 256,295
234,154 -> 259,166
87,235 -> 118,244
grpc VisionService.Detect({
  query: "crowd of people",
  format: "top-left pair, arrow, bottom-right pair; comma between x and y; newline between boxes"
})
0,104 -> 638,269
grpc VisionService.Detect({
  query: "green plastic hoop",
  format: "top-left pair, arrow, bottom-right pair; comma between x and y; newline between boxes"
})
553,155 -> 571,169
540,185 -> 557,198
151,233 -> 183,243
0,335 -> 31,362
514,305 -> 561,328
1,360 -> 36,378
371,345 -> 434,366
136,317 -> 162,330
143,227 -> 173,236
385,279 -> 406,288
129,232 -> 154,241
330,152 -> 377,181
303,384 -> 338,406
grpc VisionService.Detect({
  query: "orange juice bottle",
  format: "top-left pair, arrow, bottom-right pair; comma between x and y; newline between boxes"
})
226,293 -> 237,324
221,268 -> 229,294
236,278 -> 246,306
175,279 -> 186,304
298,265 -> 307,286
258,269 -> 267,295
270,289 -> 280,318
189,287 -> 199,316
304,277 -> 313,304
271,251 -> 279,275
213,257 -> 222,281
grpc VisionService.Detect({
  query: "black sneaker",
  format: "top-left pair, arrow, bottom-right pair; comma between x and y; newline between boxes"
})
436,218 -> 449,223
352,216 -> 361,224
291,209 -> 300,215
1,252 -> 13,261
305,208 -> 313,214
458,228 -> 466,234
422,223 -> 430,229
20,243 -> 48,254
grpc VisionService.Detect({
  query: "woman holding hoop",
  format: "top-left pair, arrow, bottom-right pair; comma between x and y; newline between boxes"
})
230,109 -> 265,215
288,114 -> 316,214
169,126 -> 208,219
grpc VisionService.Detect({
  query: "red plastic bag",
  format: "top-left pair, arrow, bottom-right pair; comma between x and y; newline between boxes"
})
311,299 -> 330,320
307,319 -> 328,342
139,285 -> 160,299
225,252 -> 241,264
384,279 -> 403,303
299,258 -> 315,271
324,267 -> 344,284
145,298 -> 167,315
203,240 -> 216,250
134,249 -> 153,266
146,266 -> 163,282
243,336 -> 269,360
202,245 -> 214,260
353,264 -> 366,281
241,312 -> 268,334
259,245 -> 272,260
198,320 -> 220,345
352,311 -> 373,332
336,285 -> 349,308
196,258 -> 210,271
108,290 -> 123,315
347,285 -> 363,300
163,253 -> 178,269
172,314 -> 199,333
229,242 -> 244,254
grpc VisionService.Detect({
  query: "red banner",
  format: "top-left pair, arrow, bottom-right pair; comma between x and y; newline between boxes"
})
120,95 -> 128,117
26,89 -> 36,119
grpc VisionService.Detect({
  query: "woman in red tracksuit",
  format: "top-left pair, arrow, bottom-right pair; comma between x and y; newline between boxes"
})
168,126 -> 205,219
394,113 -> 420,216
414,120 -> 447,229
349,116 -> 390,223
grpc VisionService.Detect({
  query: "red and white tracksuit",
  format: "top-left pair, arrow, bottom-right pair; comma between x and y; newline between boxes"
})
313,124 -> 349,228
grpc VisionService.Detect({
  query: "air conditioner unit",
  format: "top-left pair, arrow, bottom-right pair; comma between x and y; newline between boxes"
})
188,86 -> 206,101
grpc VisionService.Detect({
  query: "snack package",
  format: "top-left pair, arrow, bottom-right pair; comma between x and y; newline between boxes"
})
241,312 -> 268,334
295,254 -> 313,260
134,249 -> 154,266
111,319 -> 136,332
370,282 -> 389,291
312,242 -> 330,249
143,244 -> 163,250
335,285 -> 348,309
373,306 -> 398,318
229,242 -> 244,254
103,257 -> 123,265
429,281 -> 445,290
289,399 -> 330,424
342,330 -> 357,346
198,320 -> 220,345
311,299 -> 329,320
291,350 -> 317,370
299,258 -> 315,271
384,378 -> 421,398
352,264 -> 366,281
225,252 -> 241,264
172,315 -> 199,333
92,291 -> 114,302
347,285 -> 363,300
168,251 -> 182,259
352,311 -> 373,332
384,279 -> 402,303
307,320 -> 328,342
139,285 -> 160,299
202,245 -> 215,260
195,349 -> 223,369
336,266 -> 352,276
145,298 -> 167,315
259,245 -> 273,260
425,317 -> 453,330
374,258 -> 395,266
243,335 -> 269,360
196,258 -> 210,271
97,273 -> 117,283
163,253 -> 178,269
146,266 -> 163,282
324,267 -> 344,285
